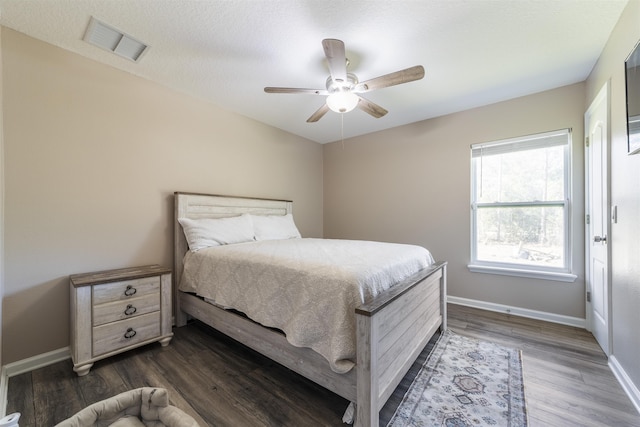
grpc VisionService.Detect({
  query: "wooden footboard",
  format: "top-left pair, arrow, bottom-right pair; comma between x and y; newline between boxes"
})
355,261 -> 446,427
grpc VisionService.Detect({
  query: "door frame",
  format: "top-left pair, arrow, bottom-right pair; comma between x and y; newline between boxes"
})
584,81 -> 612,355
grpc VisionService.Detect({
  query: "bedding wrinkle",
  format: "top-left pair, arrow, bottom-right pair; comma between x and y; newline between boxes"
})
179,238 -> 433,373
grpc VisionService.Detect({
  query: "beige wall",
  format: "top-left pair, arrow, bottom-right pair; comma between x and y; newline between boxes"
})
324,82 -> 586,319
1,28 -> 324,363
586,0 -> 640,401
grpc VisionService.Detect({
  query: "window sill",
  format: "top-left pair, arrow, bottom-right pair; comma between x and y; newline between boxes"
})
467,264 -> 577,282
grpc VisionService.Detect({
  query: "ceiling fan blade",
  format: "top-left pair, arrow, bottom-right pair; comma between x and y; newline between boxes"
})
356,96 -> 388,118
264,87 -> 328,95
307,103 -> 330,123
322,39 -> 347,83
355,65 -> 425,93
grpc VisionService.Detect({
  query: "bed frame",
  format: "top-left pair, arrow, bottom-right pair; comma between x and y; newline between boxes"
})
173,192 -> 447,427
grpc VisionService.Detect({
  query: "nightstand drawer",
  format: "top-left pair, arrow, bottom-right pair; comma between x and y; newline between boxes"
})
92,293 -> 160,326
93,276 -> 159,305
93,311 -> 161,357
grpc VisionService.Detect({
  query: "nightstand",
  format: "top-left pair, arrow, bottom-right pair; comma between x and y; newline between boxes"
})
69,265 -> 173,376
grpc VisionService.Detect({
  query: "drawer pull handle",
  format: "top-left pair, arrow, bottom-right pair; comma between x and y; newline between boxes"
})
124,285 -> 137,297
124,328 -> 137,339
124,304 -> 137,316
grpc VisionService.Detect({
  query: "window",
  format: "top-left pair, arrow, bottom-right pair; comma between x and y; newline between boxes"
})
469,129 -> 576,282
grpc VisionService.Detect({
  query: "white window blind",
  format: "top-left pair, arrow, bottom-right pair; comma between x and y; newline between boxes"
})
471,129 -> 570,157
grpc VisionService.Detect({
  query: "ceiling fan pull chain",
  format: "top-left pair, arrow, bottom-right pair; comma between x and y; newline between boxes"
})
341,113 -> 345,149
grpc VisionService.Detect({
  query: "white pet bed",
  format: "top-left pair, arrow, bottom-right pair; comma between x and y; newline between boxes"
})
55,387 -> 200,427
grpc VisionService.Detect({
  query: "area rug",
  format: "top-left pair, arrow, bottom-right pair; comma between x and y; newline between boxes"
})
387,330 -> 527,427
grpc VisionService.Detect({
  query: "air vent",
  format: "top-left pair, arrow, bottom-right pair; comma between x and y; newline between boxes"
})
83,17 -> 148,62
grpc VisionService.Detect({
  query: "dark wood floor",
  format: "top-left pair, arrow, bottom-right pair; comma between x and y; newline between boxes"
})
7,304 -> 640,426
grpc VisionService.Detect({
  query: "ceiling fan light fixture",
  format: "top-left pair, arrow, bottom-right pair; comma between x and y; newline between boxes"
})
326,91 -> 359,113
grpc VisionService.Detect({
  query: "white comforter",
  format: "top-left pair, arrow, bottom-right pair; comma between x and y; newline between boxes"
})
179,238 -> 434,373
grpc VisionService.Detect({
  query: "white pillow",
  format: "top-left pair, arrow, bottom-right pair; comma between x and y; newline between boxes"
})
178,214 -> 255,251
251,214 -> 301,241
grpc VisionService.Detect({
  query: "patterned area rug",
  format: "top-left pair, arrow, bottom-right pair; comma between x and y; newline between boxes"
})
387,330 -> 527,427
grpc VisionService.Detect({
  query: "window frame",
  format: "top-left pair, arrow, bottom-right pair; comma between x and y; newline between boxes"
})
468,129 -> 577,282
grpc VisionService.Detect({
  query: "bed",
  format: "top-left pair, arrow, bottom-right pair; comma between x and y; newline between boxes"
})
173,192 -> 447,427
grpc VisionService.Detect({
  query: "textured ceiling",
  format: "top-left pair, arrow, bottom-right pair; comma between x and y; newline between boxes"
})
0,0 -> 629,143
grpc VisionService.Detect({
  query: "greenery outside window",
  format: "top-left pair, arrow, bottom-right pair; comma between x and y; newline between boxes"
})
469,129 -> 576,282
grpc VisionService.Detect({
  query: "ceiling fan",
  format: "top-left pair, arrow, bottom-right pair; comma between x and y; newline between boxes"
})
264,39 -> 425,123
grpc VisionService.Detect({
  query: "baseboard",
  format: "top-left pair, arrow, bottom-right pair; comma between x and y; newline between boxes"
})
0,366 -> 7,418
3,347 -> 70,378
609,355 -> 640,415
0,347 -> 70,417
447,296 -> 586,328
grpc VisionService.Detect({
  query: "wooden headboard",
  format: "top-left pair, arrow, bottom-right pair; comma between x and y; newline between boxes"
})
173,192 -> 293,313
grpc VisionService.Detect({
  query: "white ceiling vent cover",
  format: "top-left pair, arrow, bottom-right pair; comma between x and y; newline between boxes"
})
83,17 -> 149,62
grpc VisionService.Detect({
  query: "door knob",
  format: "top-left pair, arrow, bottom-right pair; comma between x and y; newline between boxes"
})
594,235 -> 607,243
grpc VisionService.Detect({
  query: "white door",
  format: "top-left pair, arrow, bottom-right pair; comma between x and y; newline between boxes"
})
584,83 -> 610,355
